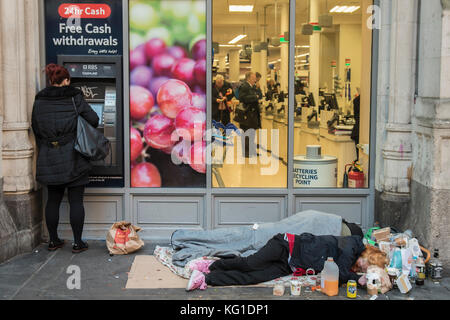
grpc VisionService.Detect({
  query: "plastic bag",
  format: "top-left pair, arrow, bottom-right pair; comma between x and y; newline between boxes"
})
401,247 -> 413,276
106,221 -> 144,255
389,248 -> 402,269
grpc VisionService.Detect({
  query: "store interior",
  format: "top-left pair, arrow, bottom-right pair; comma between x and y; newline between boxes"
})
212,0 -> 372,189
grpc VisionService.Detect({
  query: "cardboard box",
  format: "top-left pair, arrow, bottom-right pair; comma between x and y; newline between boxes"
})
373,227 -> 391,242
397,274 -> 412,294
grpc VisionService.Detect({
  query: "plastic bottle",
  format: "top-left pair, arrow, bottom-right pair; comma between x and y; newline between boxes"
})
321,257 -> 339,296
408,238 -> 421,259
409,257 -> 417,282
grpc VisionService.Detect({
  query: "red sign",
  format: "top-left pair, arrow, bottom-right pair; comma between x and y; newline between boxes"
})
58,3 -> 111,19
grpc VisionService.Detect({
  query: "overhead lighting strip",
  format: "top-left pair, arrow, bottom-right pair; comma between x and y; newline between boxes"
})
228,34 -> 247,44
229,5 -> 254,12
330,5 -> 360,13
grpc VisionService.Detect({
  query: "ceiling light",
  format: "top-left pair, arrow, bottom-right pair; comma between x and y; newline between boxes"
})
229,5 -> 254,12
330,5 -> 360,13
228,34 -> 247,44
219,44 -> 242,48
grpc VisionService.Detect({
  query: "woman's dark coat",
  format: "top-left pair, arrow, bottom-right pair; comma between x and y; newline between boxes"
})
31,86 -> 99,186
238,81 -> 261,130
288,233 -> 366,284
212,80 -> 235,125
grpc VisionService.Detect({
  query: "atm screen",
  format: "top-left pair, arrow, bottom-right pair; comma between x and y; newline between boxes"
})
90,103 -> 104,126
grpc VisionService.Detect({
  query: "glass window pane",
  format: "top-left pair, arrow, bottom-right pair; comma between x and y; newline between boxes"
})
129,0 -> 207,188
294,0 -> 372,189
212,0 -> 290,188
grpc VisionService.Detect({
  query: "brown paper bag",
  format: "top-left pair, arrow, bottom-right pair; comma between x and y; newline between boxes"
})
106,221 -> 145,255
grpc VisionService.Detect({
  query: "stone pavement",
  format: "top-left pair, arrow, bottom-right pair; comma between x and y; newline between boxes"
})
1,241 -> 449,301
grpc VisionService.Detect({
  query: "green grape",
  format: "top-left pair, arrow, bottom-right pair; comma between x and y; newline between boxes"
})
145,27 -> 174,46
129,2 -> 160,32
130,32 -> 146,50
160,0 -> 192,22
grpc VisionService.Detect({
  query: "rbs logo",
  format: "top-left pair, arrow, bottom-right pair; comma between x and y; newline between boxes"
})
58,3 -> 112,19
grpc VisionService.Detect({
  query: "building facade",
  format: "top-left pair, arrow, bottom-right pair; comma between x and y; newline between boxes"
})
0,0 -> 449,264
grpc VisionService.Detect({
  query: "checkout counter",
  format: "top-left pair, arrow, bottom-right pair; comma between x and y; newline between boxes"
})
294,93 -> 357,187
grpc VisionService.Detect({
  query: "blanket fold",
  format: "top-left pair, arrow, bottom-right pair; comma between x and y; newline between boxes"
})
171,210 -> 343,267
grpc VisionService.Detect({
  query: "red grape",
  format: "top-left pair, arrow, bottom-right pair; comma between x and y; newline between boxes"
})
157,79 -> 193,119
130,127 -> 144,162
130,65 -> 153,88
143,114 -> 178,150
191,93 -> 206,110
145,38 -> 167,61
171,140 -> 192,165
131,163 -> 162,188
130,46 -> 148,71
166,45 -> 188,60
152,53 -> 176,77
130,85 -> 154,120
191,39 -> 206,61
148,76 -> 170,97
194,59 -> 206,88
171,58 -> 196,86
175,107 -> 206,142
190,141 -> 206,174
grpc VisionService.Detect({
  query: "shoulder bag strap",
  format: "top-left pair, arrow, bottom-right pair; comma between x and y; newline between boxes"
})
71,97 -> 79,116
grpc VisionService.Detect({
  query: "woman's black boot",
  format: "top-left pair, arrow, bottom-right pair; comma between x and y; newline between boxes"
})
72,241 -> 89,254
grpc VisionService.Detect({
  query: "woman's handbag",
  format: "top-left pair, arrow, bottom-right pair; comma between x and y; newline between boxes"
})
218,99 -> 227,111
72,97 -> 111,161
233,102 -> 249,126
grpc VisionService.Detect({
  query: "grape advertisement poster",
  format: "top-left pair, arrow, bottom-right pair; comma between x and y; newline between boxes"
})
129,0 -> 207,188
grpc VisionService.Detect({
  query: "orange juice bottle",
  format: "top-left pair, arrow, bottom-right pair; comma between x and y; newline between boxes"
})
321,257 -> 339,296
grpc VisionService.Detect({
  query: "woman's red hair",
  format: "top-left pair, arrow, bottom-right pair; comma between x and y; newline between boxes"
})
352,245 -> 390,272
45,63 -> 70,86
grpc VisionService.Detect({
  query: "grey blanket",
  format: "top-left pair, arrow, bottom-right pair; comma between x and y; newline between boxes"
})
171,210 -> 343,267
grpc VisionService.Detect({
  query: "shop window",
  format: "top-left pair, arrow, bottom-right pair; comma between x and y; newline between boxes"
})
129,0 -> 207,188
293,0 -> 372,189
211,0 -> 290,188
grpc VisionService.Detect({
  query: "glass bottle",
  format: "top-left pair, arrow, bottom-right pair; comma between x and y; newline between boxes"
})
430,249 -> 443,281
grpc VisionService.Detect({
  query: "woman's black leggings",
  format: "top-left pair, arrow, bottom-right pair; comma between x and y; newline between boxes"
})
205,234 -> 292,286
46,185 -> 86,244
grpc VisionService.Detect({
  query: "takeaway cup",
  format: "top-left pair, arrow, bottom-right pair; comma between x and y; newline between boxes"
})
290,280 -> 302,296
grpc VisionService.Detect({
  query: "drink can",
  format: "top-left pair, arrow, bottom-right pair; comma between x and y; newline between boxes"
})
347,280 -> 357,299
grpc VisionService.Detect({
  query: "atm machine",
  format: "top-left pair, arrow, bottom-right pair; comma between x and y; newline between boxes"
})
58,55 -> 124,188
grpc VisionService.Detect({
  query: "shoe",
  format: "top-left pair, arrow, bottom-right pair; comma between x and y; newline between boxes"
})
186,270 -> 207,291
72,241 -> 89,254
48,239 -> 65,251
189,259 -> 215,274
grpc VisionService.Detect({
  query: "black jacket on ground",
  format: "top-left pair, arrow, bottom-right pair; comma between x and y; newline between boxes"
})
288,233 -> 366,284
32,86 -> 99,186
238,81 -> 261,130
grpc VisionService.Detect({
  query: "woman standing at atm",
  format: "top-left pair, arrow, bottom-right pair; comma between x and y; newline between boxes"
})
32,64 -> 99,254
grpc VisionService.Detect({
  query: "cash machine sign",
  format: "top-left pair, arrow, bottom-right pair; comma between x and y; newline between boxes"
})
58,4 -> 112,19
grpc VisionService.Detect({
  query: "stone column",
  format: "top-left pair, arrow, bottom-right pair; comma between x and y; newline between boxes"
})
375,0 -> 417,227
229,49 -> 240,83
0,0 -> 42,263
410,0 -> 450,263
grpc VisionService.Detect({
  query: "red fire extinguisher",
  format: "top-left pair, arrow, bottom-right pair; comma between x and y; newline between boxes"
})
344,162 -> 365,188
